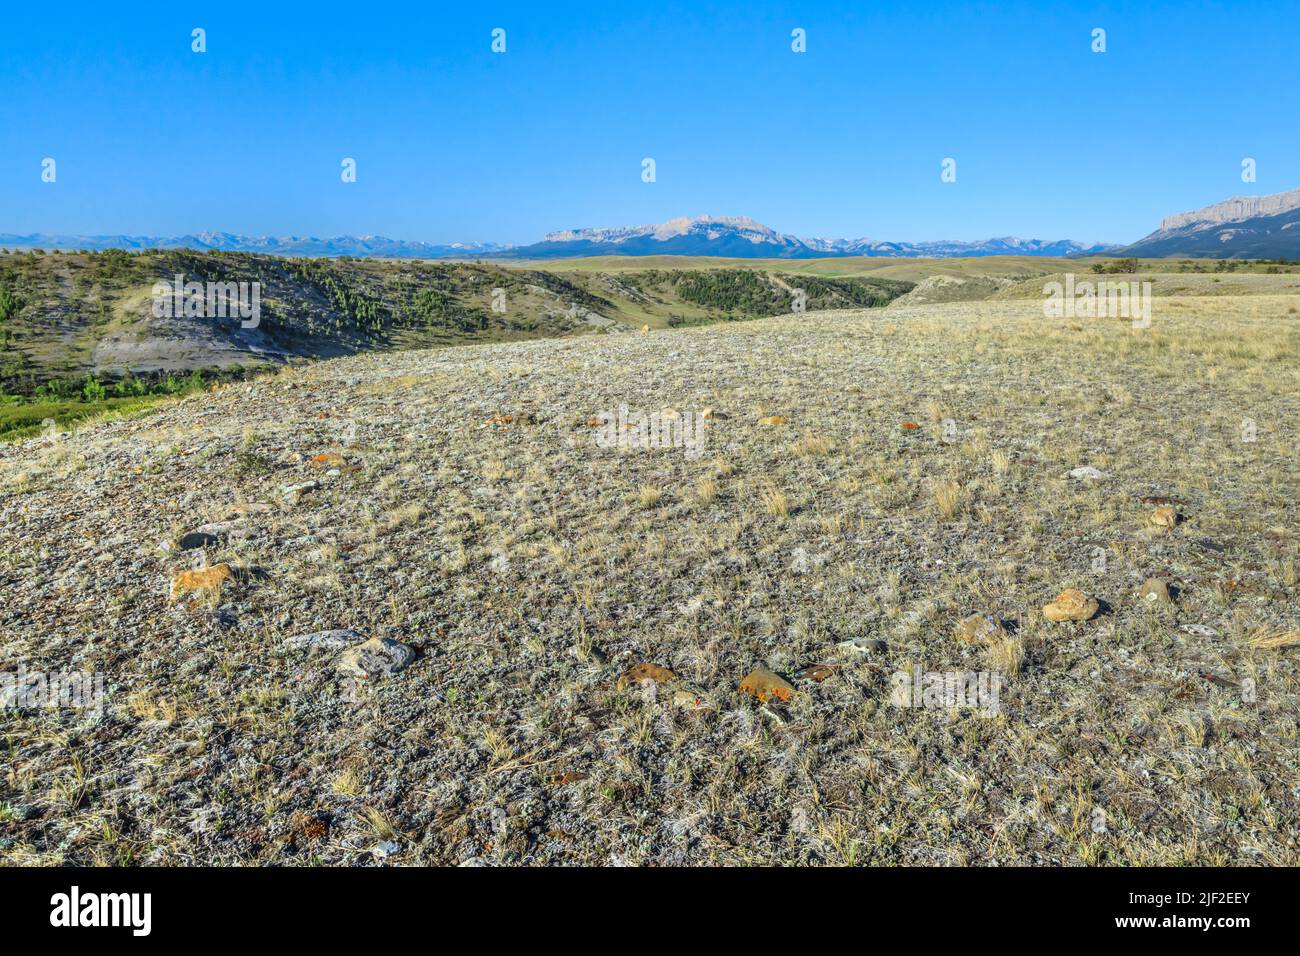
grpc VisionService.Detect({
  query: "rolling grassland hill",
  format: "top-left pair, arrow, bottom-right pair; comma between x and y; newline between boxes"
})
0,249 -> 909,438
1,287 -> 1296,866
0,249 -> 911,393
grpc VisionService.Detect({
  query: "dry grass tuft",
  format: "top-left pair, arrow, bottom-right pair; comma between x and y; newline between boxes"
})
932,479 -> 961,519
791,432 -> 835,457
635,485 -> 663,509
1244,629 -> 1300,651
332,767 -> 361,797
694,476 -> 718,506
760,481 -> 790,517
986,635 -> 1025,676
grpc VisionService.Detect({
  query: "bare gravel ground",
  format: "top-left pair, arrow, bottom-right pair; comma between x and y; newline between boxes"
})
1,295 -> 1297,866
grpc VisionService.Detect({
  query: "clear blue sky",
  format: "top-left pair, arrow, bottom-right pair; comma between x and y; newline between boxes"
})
2,1 -> 1296,245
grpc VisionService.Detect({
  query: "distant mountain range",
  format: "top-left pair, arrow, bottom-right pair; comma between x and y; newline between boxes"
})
1121,188 -> 1300,258
0,232 -> 508,259
0,218 -> 1110,261
6,189 -> 1300,260
501,216 -> 1109,259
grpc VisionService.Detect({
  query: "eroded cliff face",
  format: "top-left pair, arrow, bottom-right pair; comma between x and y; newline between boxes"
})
1159,188 -> 1300,231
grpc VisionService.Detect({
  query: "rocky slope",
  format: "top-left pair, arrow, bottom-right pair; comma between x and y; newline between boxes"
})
1,296 -> 1296,865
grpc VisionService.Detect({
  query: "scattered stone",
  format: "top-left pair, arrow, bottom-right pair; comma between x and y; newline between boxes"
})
336,637 -> 416,680
546,771 -> 590,787
671,688 -> 714,711
1150,506 -> 1179,529
1199,672 -> 1239,690
1180,623 -> 1219,637
617,663 -> 677,689
282,480 -> 319,502
794,663 -> 835,683
1139,578 -> 1173,605
1067,466 -> 1106,481
285,628 -> 368,651
1042,588 -> 1099,622
371,840 -> 401,859
838,636 -> 887,654
170,564 -> 233,601
956,613 -> 1005,645
1216,578 -> 1249,597
739,667 -> 794,703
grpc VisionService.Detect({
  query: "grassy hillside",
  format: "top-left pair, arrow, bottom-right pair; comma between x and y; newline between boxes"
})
0,250 -> 912,398
5,248 -> 1295,439
2,291 -> 1295,865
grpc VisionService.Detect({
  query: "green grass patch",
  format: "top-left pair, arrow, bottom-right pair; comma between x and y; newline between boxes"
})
0,393 -> 180,441
0,365 -> 276,442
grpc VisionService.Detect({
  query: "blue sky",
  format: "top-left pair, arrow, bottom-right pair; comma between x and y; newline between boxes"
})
2,1 -> 1296,245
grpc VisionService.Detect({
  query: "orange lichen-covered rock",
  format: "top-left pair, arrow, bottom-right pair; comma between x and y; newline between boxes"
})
170,564 -> 233,601
1042,588 -> 1099,622
617,663 -> 678,689
1150,506 -> 1179,529
956,613 -> 1005,645
739,667 -> 794,703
